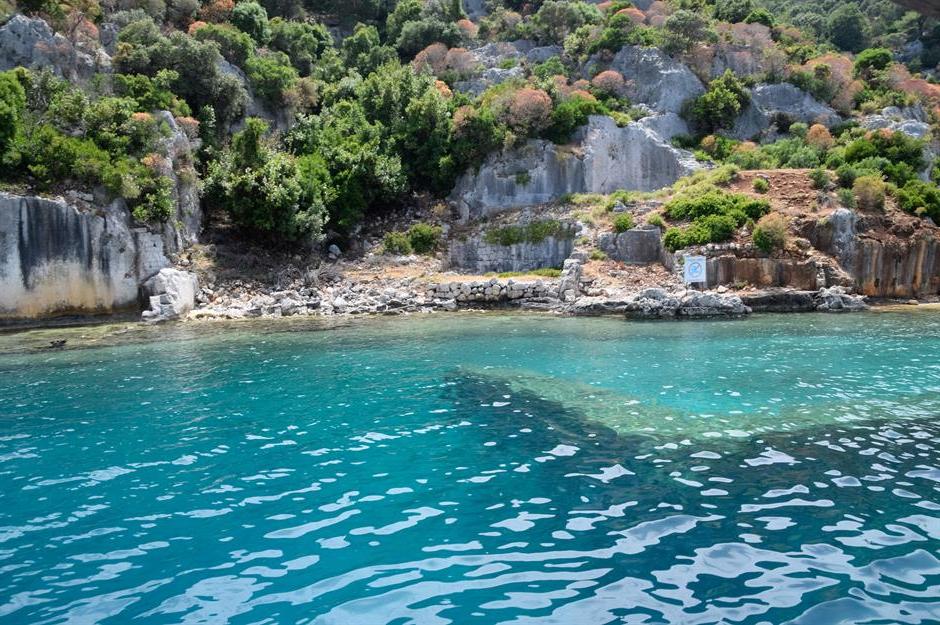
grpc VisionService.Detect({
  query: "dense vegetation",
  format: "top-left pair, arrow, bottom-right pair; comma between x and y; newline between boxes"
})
0,0 -> 938,249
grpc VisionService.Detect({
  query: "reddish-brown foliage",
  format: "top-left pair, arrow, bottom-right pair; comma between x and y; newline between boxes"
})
806,124 -> 834,150
505,87 -> 553,133
591,70 -> 625,96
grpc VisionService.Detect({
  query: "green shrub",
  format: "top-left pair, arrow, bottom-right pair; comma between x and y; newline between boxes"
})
752,212 -> 789,252
545,95 -> 607,144
589,248 -> 607,261
752,177 -> 769,193
0,70 -> 25,157
232,0 -> 270,44
407,222 -> 442,254
897,179 -> 940,222
687,70 -> 749,133
246,51 -> 298,106
837,187 -> 856,209
646,213 -> 665,228
836,163 -> 859,188
664,188 -> 769,223
193,23 -> 255,66
853,175 -> 885,211
809,168 -> 831,190
854,48 -> 893,78
383,230 -> 412,254
662,213 -> 738,251
612,212 -> 634,233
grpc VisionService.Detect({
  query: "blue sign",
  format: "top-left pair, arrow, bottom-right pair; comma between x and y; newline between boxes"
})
683,255 -> 707,284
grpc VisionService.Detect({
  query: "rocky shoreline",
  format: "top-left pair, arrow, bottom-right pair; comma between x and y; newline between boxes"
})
144,256 -> 870,324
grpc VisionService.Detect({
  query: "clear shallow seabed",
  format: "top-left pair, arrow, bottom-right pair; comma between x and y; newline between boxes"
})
1,312 -> 939,625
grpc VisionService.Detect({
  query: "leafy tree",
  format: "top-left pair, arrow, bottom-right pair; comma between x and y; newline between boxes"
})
116,20 -> 248,128
528,0 -> 601,45
394,17 -> 462,58
385,0 -> 423,43
743,9 -> 773,27
0,70 -> 26,157
193,23 -> 256,66
268,17 -> 332,75
246,51 -> 298,106
286,102 -> 406,231
714,0 -> 752,23
687,70 -> 749,132
206,117 -> 327,240
231,0 -> 271,44
662,9 -> 715,55
827,4 -> 868,53
854,47 -> 892,78
342,23 -> 397,74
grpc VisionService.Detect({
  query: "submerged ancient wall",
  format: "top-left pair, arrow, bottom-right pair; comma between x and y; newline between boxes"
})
0,194 -> 169,320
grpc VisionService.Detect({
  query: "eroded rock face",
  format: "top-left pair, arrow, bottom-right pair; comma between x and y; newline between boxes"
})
804,209 -> 940,298
0,15 -> 106,81
729,83 -> 841,142
598,46 -> 705,113
449,116 -> 701,220
0,194 -> 169,321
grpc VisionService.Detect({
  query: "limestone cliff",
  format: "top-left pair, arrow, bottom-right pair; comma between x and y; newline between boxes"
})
449,116 -> 701,221
0,194 -> 168,320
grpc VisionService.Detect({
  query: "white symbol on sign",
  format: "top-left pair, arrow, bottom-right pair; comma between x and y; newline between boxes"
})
683,255 -> 707,284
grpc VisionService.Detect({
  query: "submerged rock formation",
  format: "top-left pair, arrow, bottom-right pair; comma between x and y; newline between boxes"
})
0,194 -> 169,320
450,116 -> 701,220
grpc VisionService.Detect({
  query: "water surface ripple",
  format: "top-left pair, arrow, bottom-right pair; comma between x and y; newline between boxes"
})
1,313 -> 939,624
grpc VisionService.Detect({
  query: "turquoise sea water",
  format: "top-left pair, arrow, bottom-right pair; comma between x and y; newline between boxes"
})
1,312 -> 939,624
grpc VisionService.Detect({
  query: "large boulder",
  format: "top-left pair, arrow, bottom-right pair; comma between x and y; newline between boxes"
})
0,15 -> 106,81
142,268 -> 198,322
599,46 -> 705,114
729,83 -> 841,141
597,226 -> 664,264
449,115 -> 701,220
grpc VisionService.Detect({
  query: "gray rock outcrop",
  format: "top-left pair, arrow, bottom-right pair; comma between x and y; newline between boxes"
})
450,116 -> 701,220
570,287 -> 750,318
447,223 -> 576,273
729,83 -> 841,141
598,46 -> 705,114
142,268 -> 198,322
558,258 -> 582,301
0,15 -> 107,80
597,226 -> 664,264
0,193 -> 169,321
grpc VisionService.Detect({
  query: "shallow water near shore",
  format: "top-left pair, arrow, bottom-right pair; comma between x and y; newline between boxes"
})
1,312 -> 939,624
